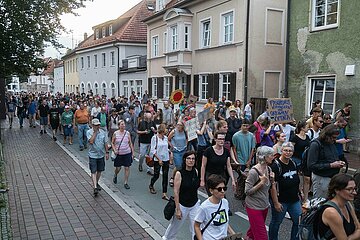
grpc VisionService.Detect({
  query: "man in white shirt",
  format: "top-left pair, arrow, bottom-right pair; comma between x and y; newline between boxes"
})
306,116 -> 323,140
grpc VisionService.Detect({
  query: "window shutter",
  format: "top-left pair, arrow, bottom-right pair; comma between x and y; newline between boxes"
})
158,77 -> 164,99
208,74 -> 214,100
194,75 -> 199,97
148,78 -> 152,97
229,72 -> 236,101
186,75 -> 191,97
169,77 -> 173,94
213,73 -> 220,101
175,75 -> 179,89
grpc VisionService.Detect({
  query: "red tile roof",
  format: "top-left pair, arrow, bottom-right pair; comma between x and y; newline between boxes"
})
78,0 -> 154,50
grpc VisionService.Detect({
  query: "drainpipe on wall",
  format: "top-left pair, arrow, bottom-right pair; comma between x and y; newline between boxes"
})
244,0 -> 251,103
284,0 -> 291,98
114,44 -> 120,97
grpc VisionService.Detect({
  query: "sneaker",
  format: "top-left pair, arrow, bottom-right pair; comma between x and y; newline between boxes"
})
138,165 -> 143,172
80,147 -> 84,151
53,136 -> 57,141
285,212 -> 291,219
33,125 -> 36,128
113,175 -> 117,184
44,130 -> 47,134
124,183 -> 130,189
84,145 -> 88,149
97,184 -> 101,191
93,188 -> 99,196
20,126 -> 23,128
9,125 -> 12,129
40,130 -> 43,135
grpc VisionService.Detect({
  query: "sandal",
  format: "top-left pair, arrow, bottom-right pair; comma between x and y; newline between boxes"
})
169,178 -> 174,187
162,194 -> 169,201
149,185 -> 157,194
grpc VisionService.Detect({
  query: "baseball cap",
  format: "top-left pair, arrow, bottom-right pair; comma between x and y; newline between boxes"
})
65,105 -> 70,109
92,119 -> 101,125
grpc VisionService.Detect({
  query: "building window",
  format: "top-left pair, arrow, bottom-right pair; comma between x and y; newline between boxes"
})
111,83 -> 116,97
110,51 -> 115,66
201,20 -> 211,48
94,54 -> 98,68
102,83 -> 106,96
136,80 -> 142,96
170,25 -> 178,51
163,32 -> 167,54
200,75 -> 208,100
102,27 -> 106,38
222,11 -> 234,44
157,0 -> 165,11
87,83 -> 92,92
87,56 -> 90,68
164,77 -> 171,98
152,78 -> 158,97
220,73 -> 231,100
312,0 -> 339,31
309,77 -> 335,115
123,81 -> 129,97
184,25 -> 191,50
94,82 -> 99,95
180,76 -> 187,96
81,83 -> 85,93
75,58 -> 78,72
95,29 -> 99,39
109,25 -> 113,36
152,36 -> 159,57
102,53 -> 106,67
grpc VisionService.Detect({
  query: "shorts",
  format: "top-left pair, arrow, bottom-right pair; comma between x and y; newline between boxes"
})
63,125 -> 74,136
40,116 -> 48,125
89,157 -> 105,173
50,120 -> 59,130
114,152 -> 132,167
173,148 -> 186,169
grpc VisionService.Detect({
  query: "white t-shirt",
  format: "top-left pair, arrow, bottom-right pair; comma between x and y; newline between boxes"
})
274,124 -> 296,143
91,106 -> 101,118
194,198 -> 229,240
306,128 -> 320,140
244,104 -> 252,119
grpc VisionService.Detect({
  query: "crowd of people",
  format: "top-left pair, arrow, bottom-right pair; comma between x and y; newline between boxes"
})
4,90 -> 358,239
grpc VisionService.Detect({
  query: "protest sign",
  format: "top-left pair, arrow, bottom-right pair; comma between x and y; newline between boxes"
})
184,118 -> 198,141
267,98 -> 293,123
197,108 -> 212,124
170,90 -> 184,104
188,94 -> 198,104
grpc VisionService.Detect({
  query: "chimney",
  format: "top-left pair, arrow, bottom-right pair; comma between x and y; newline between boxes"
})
84,32 -> 88,40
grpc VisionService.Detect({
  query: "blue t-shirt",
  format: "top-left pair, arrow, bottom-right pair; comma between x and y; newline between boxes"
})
87,129 -> 108,159
232,131 -> 256,165
336,128 -> 346,156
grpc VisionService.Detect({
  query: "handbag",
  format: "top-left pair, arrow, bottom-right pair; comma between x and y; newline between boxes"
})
111,131 -> 127,160
146,136 -> 158,167
194,200 -> 222,240
163,196 -> 175,220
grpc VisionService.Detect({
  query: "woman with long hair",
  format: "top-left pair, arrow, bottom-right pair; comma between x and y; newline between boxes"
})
233,99 -> 244,119
273,131 -> 286,157
245,146 -> 275,240
149,124 -> 171,200
112,119 -> 134,189
316,173 -> 360,239
163,151 -> 200,239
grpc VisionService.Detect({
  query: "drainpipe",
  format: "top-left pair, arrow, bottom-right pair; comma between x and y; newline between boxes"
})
114,44 -> 120,97
284,0 -> 291,98
244,0 -> 251,103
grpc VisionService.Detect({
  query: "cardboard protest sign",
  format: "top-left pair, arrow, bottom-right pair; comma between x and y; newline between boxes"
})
188,94 -> 198,104
267,98 -> 293,123
197,108 -> 212,124
184,118 -> 198,141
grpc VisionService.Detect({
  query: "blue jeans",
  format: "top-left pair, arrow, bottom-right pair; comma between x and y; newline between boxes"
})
269,200 -> 302,240
77,124 -> 89,148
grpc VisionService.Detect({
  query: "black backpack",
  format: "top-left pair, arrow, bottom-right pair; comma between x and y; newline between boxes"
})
302,139 -> 322,172
298,200 -> 343,240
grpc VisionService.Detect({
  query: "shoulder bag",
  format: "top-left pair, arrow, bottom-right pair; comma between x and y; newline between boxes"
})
146,136 -> 158,167
194,200 -> 222,240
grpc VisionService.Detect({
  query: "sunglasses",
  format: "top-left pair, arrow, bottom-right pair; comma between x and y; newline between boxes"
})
214,186 -> 227,192
216,138 -> 225,141
324,118 -> 331,120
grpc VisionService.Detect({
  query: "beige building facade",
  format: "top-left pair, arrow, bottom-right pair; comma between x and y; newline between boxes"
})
145,0 -> 287,103
62,50 -> 80,94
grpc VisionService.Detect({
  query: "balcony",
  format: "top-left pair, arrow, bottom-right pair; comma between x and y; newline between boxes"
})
163,50 -> 192,76
120,55 -> 146,72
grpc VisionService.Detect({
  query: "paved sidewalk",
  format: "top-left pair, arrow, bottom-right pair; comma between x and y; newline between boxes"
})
2,122 -> 153,240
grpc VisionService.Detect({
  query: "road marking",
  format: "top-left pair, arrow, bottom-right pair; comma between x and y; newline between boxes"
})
56,141 -> 162,240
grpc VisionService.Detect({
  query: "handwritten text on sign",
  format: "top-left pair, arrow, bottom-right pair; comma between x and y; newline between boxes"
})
267,98 -> 293,123
184,118 -> 198,141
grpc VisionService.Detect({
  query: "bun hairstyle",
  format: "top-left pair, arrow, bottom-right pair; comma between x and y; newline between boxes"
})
256,146 -> 274,164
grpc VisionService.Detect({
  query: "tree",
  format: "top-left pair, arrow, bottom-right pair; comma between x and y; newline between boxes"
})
0,0 -> 89,76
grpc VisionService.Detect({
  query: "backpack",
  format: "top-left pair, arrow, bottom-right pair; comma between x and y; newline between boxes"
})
353,169 -> 360,216
298,200 -> 345,240
273,158 -> 296,176
214,107 -> 222,121
302,139 -> 322,172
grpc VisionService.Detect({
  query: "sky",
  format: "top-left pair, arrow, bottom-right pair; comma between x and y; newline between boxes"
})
44,0 -> 142,59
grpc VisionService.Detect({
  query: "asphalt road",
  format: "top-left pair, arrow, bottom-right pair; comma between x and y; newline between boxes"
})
53,131 -> 293,239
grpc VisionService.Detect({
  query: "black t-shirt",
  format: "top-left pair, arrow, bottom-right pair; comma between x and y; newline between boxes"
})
203,146 -> 230,175
49,108 -> 60,122
271,159 -> 300,203
138,120 -> 156,144
115,103 -> 124,112
38,104 -> 49,117
290,134 -> 310,159
179,169 -> 200,207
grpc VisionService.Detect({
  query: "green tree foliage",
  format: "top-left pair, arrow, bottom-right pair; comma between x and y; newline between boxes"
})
0,0 -> 89,77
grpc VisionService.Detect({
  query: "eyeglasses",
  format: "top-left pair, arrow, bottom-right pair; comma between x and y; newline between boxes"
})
282,149 -> 293,152
214,187 -> 227,192
344,188 -> 357,193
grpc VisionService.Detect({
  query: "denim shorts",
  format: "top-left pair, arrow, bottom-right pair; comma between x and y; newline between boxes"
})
40,116 -> 48,125
63,125 -> 74,136
89,157 -> 105,173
